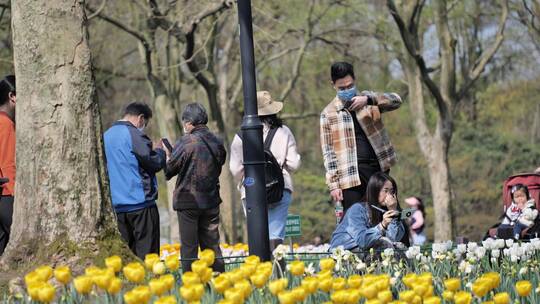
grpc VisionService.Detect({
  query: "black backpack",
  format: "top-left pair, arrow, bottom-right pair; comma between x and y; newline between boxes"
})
238,128 -> 284,204
263,128 -> 285,204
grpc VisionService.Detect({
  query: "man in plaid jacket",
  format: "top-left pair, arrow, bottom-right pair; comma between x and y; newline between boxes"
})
320,62 -> 402,213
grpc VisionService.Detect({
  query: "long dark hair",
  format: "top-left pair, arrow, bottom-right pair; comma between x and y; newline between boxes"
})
365,172 -> 410,246
0,75 -> 16,106
259,114 -> 283,129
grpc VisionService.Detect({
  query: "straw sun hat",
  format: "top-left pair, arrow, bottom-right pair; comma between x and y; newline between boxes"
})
257,91 -> 283,116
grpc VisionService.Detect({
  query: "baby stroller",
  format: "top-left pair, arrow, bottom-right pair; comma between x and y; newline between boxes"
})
484,172 -> 540,240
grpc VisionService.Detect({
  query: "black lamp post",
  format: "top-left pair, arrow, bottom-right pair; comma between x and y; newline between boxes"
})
236,0 -> 271,261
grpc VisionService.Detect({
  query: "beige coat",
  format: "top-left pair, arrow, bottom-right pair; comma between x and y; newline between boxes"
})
229,124 -> 301,199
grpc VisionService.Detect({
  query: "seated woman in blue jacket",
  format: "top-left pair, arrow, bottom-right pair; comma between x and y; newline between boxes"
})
330,172 -> 408,250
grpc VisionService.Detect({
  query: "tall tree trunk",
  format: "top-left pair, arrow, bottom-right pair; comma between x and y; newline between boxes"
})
402,56 -> 454,241
2,0 -> 129,268
154,93 -> 182,243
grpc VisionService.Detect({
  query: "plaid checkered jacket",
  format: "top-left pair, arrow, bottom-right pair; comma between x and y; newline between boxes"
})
320,91 -> 402,191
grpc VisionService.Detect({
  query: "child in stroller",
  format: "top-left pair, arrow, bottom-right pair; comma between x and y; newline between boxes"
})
499,184 -> 537,239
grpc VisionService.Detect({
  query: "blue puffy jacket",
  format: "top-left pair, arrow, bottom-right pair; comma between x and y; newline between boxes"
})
104,121 -> 166,213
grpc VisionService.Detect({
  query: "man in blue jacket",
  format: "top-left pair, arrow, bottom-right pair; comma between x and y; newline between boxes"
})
104,102 -> 167,259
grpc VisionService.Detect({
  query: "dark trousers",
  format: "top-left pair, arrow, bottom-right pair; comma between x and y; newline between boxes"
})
177,207 -> 225,273
116,205 -> 160,260
342,164 -> 386,213
0,195 -> 14,255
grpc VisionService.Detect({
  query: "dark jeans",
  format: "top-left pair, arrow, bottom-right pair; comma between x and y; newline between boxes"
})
116,205 -> 160,260
0,195 -> 14,255
177,207 -> 225,273
342,164 -> 385,213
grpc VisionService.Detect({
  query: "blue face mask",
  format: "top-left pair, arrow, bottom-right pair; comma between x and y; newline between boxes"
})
337,86 -> 357,102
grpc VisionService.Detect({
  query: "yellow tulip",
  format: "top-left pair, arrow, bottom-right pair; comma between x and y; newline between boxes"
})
200,249 -> 216,267
347,274 -> 363,288
132,285 -> 152,304
375,277 -> 390,291
317,270 -> 333,280
150,278 -> 168,296
24,271 -> 42,286
330,289 -> 348,303
213,274 -> 231,294
105,255 -> 123,273
301,276 -> 319,294
123,262 -> 146,283
180,283 -> 204,302
27,282 -> 45,301
191,260 -> 207,275
444,278 -> 461,292
516,280 -> 532,297
107,277 -> 122,294
160,274 -> 175,291
292,286 -> 307,302
482,272 -> 501,289
123,290 -> 139,304
85,265 -> 102,277
199,267 -> 213,284
289,260 -> 305,276
35,265 -> 54,281
493,292 -> 510,304
153,261 -> 166,275
227,268 -> 244,283
37,283 -> 56,303
413,283 -> 428,297
442,290 -> 454,301
224,287 -> 245,303
348,289 -> 362,303
472,281 -> 490,298
454,291 -> 472,304
165,254 -> 180,271
399,290 -> 416,302
378,290 -> 393,303
331,277 -> 346,291
423,296 -> 441,304
319,258 -> 335,271
234,279 -> 253,298
182,271 -> 201,285
53,266 -> 71,285
144,253 -> 160,269
244,255 -> 260,266
278,290 -> 296,304
417,272 -> 433,285
240,263 -> 257,278
73,275 -> 93,294
483,301 -> 495,304
412,295 -> 422,304
93,272 -> 112,290
269,278 -> 288,295
217,300 -> 234,304
250,273 -> 269,288
155,295 -> 177,304
402,273 -> 417,289
319,277 -> 333,292
365,299 -> 382,304
363,283 -> 379,300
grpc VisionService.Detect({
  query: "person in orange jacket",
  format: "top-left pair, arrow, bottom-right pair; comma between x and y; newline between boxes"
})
0,75 -> 16,255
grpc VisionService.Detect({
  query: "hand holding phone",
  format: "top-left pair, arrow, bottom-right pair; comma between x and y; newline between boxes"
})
162,138 -> 173,152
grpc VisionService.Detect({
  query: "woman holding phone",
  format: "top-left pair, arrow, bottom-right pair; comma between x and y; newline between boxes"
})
330,172 -> 409,251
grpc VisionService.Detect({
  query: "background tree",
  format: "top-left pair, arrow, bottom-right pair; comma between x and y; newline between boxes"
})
1,0 -> 129,272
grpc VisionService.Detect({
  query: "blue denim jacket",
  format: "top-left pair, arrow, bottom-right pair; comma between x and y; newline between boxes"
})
330,202 -> 405,250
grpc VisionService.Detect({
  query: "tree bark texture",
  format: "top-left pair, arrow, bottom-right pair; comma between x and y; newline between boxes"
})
3,0 -> 128,267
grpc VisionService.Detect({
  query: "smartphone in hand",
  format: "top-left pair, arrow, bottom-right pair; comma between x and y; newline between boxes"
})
162,138 -> 173,152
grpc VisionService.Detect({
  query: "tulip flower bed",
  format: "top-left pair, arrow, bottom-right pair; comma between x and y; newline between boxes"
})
5,238 -> 540,303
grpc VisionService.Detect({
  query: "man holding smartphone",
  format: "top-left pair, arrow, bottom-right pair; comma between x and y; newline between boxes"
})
104,102 -> 167,259
320,62 -> 402,215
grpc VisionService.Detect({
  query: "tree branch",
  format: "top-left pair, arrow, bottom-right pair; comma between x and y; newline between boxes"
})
457,0 -> 508,100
